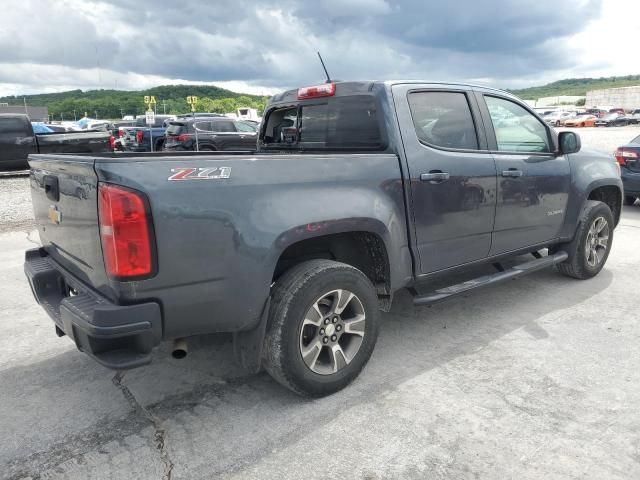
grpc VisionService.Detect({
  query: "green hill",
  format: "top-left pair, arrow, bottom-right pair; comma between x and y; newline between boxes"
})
0,85 -> 268,120
509,74 -> 640,100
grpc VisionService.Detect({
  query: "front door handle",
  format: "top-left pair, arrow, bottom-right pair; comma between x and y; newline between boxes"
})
502,169 -> 523,178
420,171 -> 450,183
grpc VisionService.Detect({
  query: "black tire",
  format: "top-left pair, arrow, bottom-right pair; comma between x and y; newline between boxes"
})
555,200 -> 614,280
263,260 -> 379,397
624,195 -> 637,206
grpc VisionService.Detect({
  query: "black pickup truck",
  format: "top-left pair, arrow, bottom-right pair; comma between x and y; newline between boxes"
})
24,81 -> 622,396
0,114 -> 111,170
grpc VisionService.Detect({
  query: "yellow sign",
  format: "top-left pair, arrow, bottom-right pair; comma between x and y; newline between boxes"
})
186,96 -> 198,112
143,96 -> 157,105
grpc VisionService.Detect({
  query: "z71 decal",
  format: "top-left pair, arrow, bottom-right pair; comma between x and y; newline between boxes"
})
168,167 -> 232,181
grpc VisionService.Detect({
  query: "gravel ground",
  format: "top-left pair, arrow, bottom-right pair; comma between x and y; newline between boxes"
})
558,124 -> 640,154
0,176 -> 34,233
0,124 -> 638,235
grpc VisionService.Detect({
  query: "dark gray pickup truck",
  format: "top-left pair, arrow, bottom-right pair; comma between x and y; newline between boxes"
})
24,81 -> 622,396
0,114 -> 111,170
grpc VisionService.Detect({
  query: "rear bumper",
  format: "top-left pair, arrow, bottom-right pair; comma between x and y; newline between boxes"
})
124,145 -> 149,152
622,167 -> 640,195
24,248 -> 162,369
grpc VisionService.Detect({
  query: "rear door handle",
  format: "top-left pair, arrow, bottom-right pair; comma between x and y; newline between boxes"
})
420,171 -> 450,183
502,169 -> 523,177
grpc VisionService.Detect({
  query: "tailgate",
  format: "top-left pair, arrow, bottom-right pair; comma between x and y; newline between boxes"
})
28,154 -> 110,296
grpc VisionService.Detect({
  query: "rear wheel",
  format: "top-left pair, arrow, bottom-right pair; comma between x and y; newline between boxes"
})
263,260 -> 379,397
555,201 -> 614,279
624,195 -> 637,206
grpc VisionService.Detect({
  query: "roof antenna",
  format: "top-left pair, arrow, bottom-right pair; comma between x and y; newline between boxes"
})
317,51 -> 332,83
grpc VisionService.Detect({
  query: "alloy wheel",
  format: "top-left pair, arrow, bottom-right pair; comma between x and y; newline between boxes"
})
584,216 -> 610,267
299,289 -> 366,375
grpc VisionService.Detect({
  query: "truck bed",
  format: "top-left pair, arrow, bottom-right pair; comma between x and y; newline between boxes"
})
27,151 -> 410,341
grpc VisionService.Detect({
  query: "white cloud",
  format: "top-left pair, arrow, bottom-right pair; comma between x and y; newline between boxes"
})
0,0 -> 638,97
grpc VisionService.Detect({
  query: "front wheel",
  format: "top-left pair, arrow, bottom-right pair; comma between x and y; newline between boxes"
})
263,260 -> 379,397
555,200 -> 614,279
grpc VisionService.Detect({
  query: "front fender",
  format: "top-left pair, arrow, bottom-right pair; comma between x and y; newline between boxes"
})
559,148 -> 623,239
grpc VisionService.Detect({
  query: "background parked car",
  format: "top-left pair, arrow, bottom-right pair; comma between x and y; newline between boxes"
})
163,117 -> 258,151
124,115 -> 175,152
615,134 -> 640,206
586,108 -> 609,118
543,111 -> 574,126
563,114 -> 598,127
629,109 -> 640,125
594,113 -> 630,127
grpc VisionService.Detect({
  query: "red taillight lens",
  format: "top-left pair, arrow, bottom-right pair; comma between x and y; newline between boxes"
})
615,148 -> 638,166
136,130 -> 144,143
98,184 -> 153,279
109,135 -> 116,151
297,82 -> 336,100
118,128 -> 124,138
176,134 -> 192,142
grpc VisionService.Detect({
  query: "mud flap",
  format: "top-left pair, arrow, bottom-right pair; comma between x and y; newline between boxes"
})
233,297 -> 271,373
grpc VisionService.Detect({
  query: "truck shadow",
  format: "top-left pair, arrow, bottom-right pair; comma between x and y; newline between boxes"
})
2,266 -> 614,478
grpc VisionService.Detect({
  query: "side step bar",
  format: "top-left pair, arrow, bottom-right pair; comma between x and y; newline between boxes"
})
413,251 -> 568,306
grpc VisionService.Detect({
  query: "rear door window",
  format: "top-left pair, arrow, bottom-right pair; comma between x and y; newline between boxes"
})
194,121 -> 212,131
210,120 -> 237,133
235,121 -> 257,132
407,91 -> 479,150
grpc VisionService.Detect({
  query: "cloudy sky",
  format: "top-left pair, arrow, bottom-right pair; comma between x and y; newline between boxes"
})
0,0 -> 638,97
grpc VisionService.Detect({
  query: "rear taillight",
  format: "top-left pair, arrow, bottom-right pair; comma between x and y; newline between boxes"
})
615,148 -> 638,166
297,82 -> 336,100
136,130 -> 144,143
118,128 -> 124,138
109,135 -> 116,151
98,183 -> 154,279
176,134 -> 192,142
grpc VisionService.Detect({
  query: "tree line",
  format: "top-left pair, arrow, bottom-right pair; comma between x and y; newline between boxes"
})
0,85 -> 270,120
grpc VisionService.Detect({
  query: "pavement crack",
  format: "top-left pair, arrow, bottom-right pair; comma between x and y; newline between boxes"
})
112,371 -> 174,480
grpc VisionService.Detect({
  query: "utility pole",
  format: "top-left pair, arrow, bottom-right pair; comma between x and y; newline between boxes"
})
94,110 -> 98,119
61,113 -> 64,121
73,109 -> 77,121
162,100 -> 167,114
120,108 -> 124,119
23,97 -> 28,116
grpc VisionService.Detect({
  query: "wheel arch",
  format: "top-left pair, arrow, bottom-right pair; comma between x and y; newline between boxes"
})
271,225 -> 393,309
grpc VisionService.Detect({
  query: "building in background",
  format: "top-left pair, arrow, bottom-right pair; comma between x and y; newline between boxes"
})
0,105 -> 48,122
534,96 -> 585,107
586,86 -> 640,110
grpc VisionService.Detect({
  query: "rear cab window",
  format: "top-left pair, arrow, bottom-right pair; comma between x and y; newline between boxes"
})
0,117 -> 29,136
165,122 -> 186,135
261,91 -> 385,151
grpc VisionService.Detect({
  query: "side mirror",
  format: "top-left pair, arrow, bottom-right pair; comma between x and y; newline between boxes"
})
558,131 -> 581,155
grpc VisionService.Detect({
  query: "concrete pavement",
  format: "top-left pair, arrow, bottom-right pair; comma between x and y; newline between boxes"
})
1,207 -> 640,479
